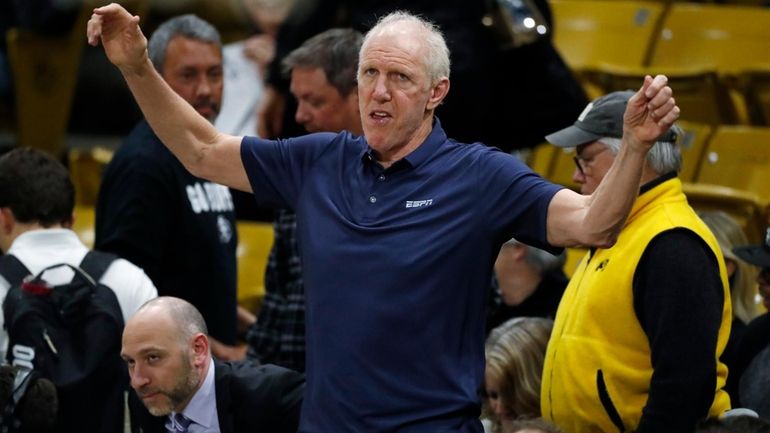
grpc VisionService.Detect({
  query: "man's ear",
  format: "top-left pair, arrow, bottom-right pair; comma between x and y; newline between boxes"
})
426,77 -> 450,111
0,207 -> 15,234
190,333 -> 210,367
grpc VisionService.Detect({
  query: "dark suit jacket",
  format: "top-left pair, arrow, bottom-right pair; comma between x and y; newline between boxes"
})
130,360 -> 305,433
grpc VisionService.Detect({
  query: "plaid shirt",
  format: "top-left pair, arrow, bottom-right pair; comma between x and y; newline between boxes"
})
246,209 -> 306,372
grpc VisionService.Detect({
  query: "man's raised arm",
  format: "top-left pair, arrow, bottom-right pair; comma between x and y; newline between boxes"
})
87,3 -> 251,192
546,75 -> 680,248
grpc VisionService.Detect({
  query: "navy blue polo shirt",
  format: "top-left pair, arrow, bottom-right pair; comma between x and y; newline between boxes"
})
241,120 -> 562,433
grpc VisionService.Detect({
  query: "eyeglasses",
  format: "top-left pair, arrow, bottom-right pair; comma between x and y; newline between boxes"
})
573,146 -> 609,176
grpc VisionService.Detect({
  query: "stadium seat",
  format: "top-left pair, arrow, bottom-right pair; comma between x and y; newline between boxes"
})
683,182 -> 769,245
583,64 -> 742,125
741,68 -> 770,126
696,126 -> 770,202
68,145 -> 115,206
236,221 -> 274,314
527,143 -> 558,178
676,120 -> 713,182
649,3 -> 770,75
72,205 -> 96,248
550,0 -> 665,71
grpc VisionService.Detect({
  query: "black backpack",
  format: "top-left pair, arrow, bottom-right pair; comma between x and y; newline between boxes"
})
0,251 -> 127,433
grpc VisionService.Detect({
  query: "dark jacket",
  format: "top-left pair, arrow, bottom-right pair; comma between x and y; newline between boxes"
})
130,360 -> 305,433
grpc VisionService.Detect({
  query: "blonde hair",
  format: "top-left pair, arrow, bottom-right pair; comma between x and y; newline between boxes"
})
484,317 -> 553,428
698,210 -> 760,324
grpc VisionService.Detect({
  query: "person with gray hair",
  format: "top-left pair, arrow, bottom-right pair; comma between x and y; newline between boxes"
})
541,91 -> 732,433
89,4 -> 679,432
486,239 -> 567,332
122,296 -> 305,433
94,13 -> 246,361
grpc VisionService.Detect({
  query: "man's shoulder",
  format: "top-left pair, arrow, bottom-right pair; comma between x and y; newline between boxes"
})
109,121 -> 177,170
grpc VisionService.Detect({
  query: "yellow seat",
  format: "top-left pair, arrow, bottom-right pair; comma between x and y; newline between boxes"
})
71,205 -> 96,248
68,146 -> 115,206
741,68 -> 770,126
549,147 -> 580,191
683,183 -> 769,245
550,0 -> 665,71
696,126 -> 770,202
583,64 -> 742,125
650,3 -> 770,76
527,143 -> 558,178
236,221 -> 274,314
676,120 -> 713,182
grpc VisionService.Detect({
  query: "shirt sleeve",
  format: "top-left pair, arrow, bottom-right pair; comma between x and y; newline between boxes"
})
95,156 -> 176,283
240,132 -> 339,210
633,228 -> 724,433
476,148 -> 563,251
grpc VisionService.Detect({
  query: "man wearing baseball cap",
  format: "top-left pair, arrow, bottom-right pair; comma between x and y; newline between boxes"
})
541,91 -> 732,433
727,228 -> 770,415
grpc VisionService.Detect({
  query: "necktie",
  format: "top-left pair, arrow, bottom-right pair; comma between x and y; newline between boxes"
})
168,413 -> 193,433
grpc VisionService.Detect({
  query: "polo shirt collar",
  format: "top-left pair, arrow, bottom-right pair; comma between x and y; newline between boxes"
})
361,117 -> 447,170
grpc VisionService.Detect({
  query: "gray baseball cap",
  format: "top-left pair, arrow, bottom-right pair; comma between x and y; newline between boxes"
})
546,90 -> 677,148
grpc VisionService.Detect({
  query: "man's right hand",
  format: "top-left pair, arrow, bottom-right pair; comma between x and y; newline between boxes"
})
86,3 -> 149,76
258,86 -> 286,138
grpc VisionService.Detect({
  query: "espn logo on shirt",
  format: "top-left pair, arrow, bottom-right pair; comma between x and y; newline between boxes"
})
405,199 -> 433,208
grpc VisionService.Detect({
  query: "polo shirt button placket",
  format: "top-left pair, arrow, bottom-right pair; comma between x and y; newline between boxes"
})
369,195 -> 377,203
378,174 -> 386,181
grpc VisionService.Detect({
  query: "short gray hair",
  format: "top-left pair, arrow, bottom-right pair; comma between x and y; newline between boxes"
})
360,11 -> 450,85
598,124 -> 684,174
503,239 -> 566,274
283,28 -> 363,97
148,14 -> 222,73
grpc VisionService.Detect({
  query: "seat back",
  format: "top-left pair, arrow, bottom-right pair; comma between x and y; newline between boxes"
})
650,3 -> 770,75
696,126 -> 770,202
550,0 -> 665,71
682,182 -> 769,245
236,222 -> 274,313
677,120 -> 713,182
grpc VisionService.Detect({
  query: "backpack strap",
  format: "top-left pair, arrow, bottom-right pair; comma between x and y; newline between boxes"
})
78,251 -> 119,283
0,255 -> 33,286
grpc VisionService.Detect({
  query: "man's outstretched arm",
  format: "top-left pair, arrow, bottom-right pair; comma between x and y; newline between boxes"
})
546,75 -> 680,248
87,3 -> 251,192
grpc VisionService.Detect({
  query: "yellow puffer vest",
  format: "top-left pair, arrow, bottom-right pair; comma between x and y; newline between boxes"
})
541,177 -> 731,433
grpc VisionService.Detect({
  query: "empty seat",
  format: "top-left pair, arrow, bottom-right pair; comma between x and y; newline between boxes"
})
676,120 -> 713,182
550,0 -> 665,71
236,221 -> 274,314
683,182 -> 769,245
583,64 -> 743,125
68,145 -> 115,206
696,126 -> 770,202
650,3 -> 770,75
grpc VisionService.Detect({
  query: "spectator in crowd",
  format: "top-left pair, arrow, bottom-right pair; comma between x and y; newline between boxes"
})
88,5 -> 678,432
541,91 -> 731,433
246,27 -> 363,372
483,317 -> 553,432
0,365 -> 58,433
0,147 -> 157,432
94,14 -> 247,359
728,227 -> 770,416
123,296 -> 305,433
486,238 -> 567,332
698,210 -> 760,368
0,147 -> 157,361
